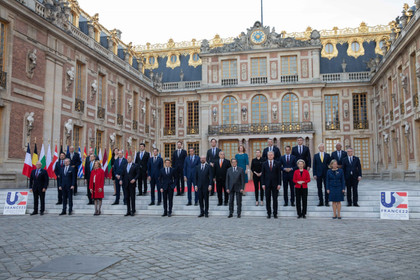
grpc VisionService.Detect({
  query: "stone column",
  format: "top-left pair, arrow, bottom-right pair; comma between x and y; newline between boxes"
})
311,92 -> 323,149
312,49 -> 321,81
200,103 -> 210,156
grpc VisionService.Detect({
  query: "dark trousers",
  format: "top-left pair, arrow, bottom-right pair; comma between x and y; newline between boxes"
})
56,182 -> 62,203
186,177 -> 198,204
253,177 -> 264,201
346,177 -> 359,205
229,190 -> 242,215
124,183 -> 136,214
86,178 -> 93,203
163,187 -> 174,214
138,170 -> 147,194
282,174 -> 295,205
265,185 -> 279,215
210,175 -> 215,195
150,177 -> 161,203
174,168 -> 184,194
295,187 -> 308,216
33,190 -> 45,213
62,187 -> 73,213
73,172 -> 78,194
115,178 -> 127,204
216,179 -> 228,204
198,187 -> 209,215
316,175 -> 328,204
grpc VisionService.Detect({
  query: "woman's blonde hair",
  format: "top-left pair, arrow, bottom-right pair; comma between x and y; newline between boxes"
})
94,160 -> 102,169
329,159 -> 338,169
296,159 -> 306,167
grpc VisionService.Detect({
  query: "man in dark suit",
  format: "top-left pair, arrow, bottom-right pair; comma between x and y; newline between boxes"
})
148,148 -> 163,206
184,148 -> 200,206
342,147 -> 362,207
29,161 -> 49,215
280,146 -> 297,207
226,158 -> 245,218
261,151 -> 282,219
120,155 -> 139,216
206,138 -> 221,196
172,141 -> 187,196
213,151 -> 231,206
313,143 -> 332,206
331,142 -> 348,168
195,156 -> 213,217
292,137 -> 311,170
113,150 -> 128,205
159,159 -> 176,217
84,154 -> 96,205
58,158 -> 76,215
135,143 -> 150,196
262,138 -> 281,162
54,152 -> 66,205
67,146 -> 81,195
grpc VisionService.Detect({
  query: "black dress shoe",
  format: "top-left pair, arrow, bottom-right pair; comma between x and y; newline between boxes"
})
87,202 -> 94,205
157,202 -> 161,206
30,212 -> 38,216
112,202 -> 119,205
267,215 -> 271,219
198,213 -> 204,217
325,203 -> 329,207
302,215 -> 306,219
124,213 -> 130,216
56,202 -> 62,205
205,214 -> 209,218
237,214 -> 241,218
59,212 -> 66,215
68,212 -> 72,215
347,204 -> 352,207
112,194 -> 116,196
297,215 -> 302,219
162,213 -> 167,217
40,212 -> 44,216
131,213 -> 135,216
291,203 -> 295,207
168,213 -> 172,217
354,204 -> 359,207
228,213 -> 233,218
317,203 -> 324,207
224,202 -> 228,206
149,202 -> 155,206
217,203 -> 222,206
176,193 -> 181,196
194,202 -> 198,206
273,214 -> 278,219
137,194 -> 142,196
284,204 -> 288,207
186,202 -> 192,206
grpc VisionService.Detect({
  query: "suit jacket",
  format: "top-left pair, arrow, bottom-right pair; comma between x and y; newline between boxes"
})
172,149 -> 187,171
121,162 -> 139,188
59,166 -> 76,188
183,155 -> 200,180
84,160 -> 96,182
226,166 -> 245,192
213,159 -> 231,181
313,152 -> 332,177
158,167 -> 176,191
147,156 -> 163,179
261,160 -> 282,187
84,154 -> 99,178
279,154 -> 297,178
293,169 -> 311,188
67,152 -> 82,168
342,156 -> 362,180
194,163 -> 213,189
262,146 -> 281,162
206,147 -> 221,164
331,150 -> 348,166
292,145 -> 311,168
113,157 -> 128,178
30,169 -> 49,191
135,150 -> 150,173
54,159 -> 66,179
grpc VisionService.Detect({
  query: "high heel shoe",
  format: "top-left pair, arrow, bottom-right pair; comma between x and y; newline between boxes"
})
260,201 -> 264,206
256,201 -> 259,206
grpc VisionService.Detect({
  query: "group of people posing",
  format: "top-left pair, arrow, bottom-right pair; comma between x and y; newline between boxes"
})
28,137 -> 362,219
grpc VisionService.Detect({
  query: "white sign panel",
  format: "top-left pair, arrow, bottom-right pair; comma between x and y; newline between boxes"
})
3,192 -> 28,215
380,191 -> 409,220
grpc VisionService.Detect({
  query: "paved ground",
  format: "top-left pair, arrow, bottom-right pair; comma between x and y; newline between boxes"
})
0,214 -> 419,280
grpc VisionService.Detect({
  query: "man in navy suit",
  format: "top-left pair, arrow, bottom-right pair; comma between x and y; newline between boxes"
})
262,138 -> 281,162
261,151 -> 282,219
113,150 -> 128,205
67,146 -> 81,195
30,161 -> 49,215
206,138 -> 221,196
172,141 -> 187,196
292,137 -> 311,170
184,148 -> 200,206
84,154 -> 96,205
159,159 -> 176,217
195,156 -> 213,217
148,148 -> 163,206
331,142 -> 348,168
135,143 -> 150,196
54,152 -> 66,205
342,147 -> 362,207
213,151 -> 231,206
313,143 -> 332,206
58,158 -> 76,215
280,146 -> 297,207
120,156 -> 139,216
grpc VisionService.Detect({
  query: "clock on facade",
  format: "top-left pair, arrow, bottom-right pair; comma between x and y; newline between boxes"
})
250,30 -> 267,45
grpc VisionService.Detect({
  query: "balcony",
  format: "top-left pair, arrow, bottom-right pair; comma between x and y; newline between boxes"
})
221,78 -> 238,86
97,106 -> 105,119
250,77 -> 267,84
325,121 -> 340,130
0,71 -> 6,89
117,114 -> 123,126
187,126 -> 199,135
354,120 -> 369,130
163,127 -> 176,136
75,98 -> 84,113
161,81 -> 201,91
280,75 -> 298,83
208,122 -> 313,136
321,72 -> 370,83
132,120 -> 138,130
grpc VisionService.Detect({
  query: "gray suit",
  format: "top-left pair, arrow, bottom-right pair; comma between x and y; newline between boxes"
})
226,166 -> 245,215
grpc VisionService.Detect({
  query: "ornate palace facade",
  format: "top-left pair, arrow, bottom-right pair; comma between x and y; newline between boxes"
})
0,0 -> 419,187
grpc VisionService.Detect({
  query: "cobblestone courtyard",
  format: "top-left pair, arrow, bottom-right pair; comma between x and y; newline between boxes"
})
0,215 -> 419,280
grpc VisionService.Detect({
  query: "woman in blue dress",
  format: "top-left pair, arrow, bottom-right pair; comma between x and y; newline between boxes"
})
326,159 -> 346,219
235,145 -> 249,194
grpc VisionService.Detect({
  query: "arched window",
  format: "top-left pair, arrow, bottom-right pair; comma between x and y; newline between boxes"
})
282,93 -> 299,122
251,95 -> 268,123
222,96 -> 238,124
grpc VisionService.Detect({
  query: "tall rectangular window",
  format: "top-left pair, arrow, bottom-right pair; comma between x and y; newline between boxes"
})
117,83 -> 123,115
75,61 -> 85,99
220,141 -> 238,162
387,76 -> 393,109
145,98 -> 150,125
353,138 -> 370,169
410,53 -> 418,96
187,101 -> 199,133
133,91 -> 138,121
325,95 -> 340,129
96,130 -> 103,152
281,56 -> 297,75
187,142 -> 200,157
0,21 -> 6,72
73,126 -> 82,149
116,135 -> 122,150
222,60 -> 237,79
98,74 -> 106,107
251,57 -> 267,77
325,138 -> 341,154
164,143 -> 176,159
164,102 -> 176,130
353,93 -> 368,129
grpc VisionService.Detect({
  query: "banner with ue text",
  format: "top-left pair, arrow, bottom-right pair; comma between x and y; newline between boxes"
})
380,191 -> 409,220
3,192 -> 28,215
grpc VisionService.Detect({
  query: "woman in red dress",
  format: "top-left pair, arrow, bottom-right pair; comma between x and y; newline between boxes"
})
89,161 -> 105,215
293,159 -> 311,219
